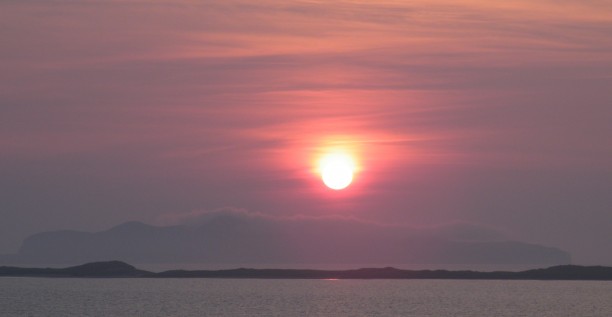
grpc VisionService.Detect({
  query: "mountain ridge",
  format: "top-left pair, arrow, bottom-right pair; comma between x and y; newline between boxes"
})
2,214 -> 572,266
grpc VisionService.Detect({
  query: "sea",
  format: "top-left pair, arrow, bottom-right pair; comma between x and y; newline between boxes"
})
1,278 -> 612,316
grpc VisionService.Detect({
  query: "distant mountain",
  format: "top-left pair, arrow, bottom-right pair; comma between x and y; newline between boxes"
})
3,261 -> 612,280
0,211 -> 571,266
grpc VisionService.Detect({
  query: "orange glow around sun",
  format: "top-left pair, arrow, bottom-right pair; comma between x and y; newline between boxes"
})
307,135 -> 365,192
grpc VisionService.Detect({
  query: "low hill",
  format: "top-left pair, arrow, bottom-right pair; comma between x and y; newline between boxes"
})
2,261 -> 612,280
0,261 -> 151,277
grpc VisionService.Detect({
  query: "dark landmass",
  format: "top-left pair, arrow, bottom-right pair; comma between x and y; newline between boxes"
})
1,214 -> 571,266
0,261 -> 151,278
2,261 -> 612,280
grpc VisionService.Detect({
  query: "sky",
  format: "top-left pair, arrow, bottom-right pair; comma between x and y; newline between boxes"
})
1,0 -> 611,265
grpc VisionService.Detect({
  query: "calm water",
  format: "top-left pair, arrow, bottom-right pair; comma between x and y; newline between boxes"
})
1,278 -> 611,316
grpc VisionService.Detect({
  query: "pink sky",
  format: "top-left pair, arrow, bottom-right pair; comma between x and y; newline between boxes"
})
1,0 -> 611,264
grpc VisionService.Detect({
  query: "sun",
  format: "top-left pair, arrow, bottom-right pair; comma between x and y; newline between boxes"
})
319,153 -> 355,190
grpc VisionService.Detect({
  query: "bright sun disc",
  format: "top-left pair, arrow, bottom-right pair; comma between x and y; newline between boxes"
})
320,153 -> 354,190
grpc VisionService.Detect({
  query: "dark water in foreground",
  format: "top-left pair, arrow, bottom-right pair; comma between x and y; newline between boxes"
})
1,278 -> 611,316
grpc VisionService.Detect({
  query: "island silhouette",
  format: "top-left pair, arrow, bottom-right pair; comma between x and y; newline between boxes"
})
1,212 -> 572,267
2,261 -> 612,280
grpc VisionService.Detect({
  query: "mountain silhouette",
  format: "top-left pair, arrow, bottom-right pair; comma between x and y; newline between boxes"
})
1,211 -> 571,266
